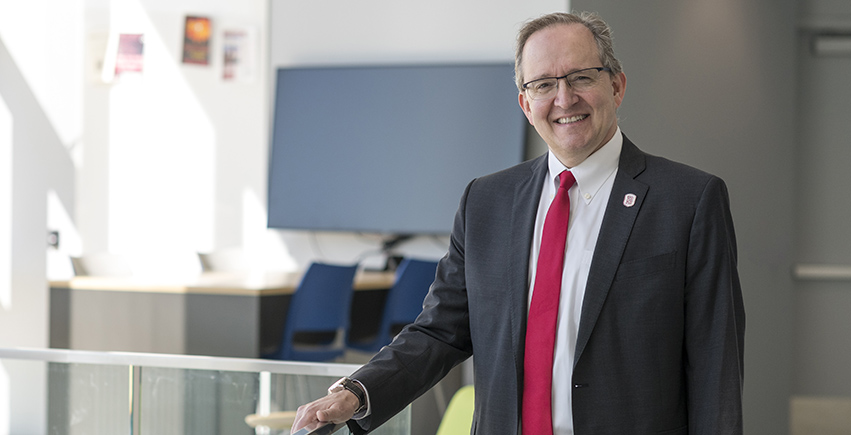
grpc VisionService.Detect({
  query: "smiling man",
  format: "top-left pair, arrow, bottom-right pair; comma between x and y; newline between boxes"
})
517,18 -> 625,169
292,11 -> 745,435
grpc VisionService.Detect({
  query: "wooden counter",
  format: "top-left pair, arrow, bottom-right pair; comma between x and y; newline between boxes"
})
50,269 -> 394,295
49,270 -> 395,358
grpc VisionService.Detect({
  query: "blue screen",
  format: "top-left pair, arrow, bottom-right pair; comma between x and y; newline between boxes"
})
267,63 -> 527,235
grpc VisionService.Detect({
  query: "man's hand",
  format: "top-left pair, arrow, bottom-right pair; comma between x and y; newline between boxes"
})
290,389 -> 360,432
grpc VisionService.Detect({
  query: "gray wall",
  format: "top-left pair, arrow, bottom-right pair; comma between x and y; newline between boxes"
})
571,1 -> 798,434
795,0 -> 851,398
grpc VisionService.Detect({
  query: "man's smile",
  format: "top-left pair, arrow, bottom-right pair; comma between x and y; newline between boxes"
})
555,114 -> 588,124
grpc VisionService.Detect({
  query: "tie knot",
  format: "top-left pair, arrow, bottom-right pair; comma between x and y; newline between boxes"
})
559,170 -> 576,190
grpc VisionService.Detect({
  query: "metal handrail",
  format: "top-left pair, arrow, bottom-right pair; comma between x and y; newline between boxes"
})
0,346 -> 361,376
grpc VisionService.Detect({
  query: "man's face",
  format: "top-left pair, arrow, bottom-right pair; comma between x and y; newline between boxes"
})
518,23 -> 626,168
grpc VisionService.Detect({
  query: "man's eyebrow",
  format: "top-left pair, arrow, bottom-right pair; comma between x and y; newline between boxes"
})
524,73 -> 556,84
526,67 -> 589,83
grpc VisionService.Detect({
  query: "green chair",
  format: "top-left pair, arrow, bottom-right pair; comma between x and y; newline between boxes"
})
436,385 -> 474,435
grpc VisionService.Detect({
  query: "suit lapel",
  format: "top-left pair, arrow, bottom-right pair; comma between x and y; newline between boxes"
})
574,136 -> 647,367
509,154 -> 548,396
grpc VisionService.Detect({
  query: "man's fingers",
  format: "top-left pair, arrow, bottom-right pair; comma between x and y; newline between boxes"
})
316,399 -> 355,423
291,391 -> 357,432
316,409 -> 335,422
291,404 -> 324,432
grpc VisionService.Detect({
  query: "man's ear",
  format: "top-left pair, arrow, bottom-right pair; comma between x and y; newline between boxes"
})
518,92 -> 534,125
612,71 -> 627,108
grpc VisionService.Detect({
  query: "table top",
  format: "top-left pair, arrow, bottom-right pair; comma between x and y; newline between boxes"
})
49,270 -> 396,296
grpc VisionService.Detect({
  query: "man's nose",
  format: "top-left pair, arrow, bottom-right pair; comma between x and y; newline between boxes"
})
553,78 -> 579,107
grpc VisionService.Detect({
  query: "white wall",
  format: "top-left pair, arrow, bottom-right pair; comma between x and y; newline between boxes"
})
78,0 -> 273,277
0,26 -> 78,435
72,0 -> 573,278
12,0 -> 569,283
75,0 -> 543,276
271,0 -> 564,66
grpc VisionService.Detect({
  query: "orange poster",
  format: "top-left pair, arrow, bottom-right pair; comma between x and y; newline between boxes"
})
182,16 -> 211,65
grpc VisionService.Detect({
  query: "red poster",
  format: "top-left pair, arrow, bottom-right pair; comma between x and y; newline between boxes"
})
115,34 -> 144,76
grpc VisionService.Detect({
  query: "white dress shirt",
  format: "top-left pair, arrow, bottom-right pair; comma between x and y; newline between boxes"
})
527,129 -> 622,435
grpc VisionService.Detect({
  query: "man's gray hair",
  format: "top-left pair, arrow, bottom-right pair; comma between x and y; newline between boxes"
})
514,11 -> 623,91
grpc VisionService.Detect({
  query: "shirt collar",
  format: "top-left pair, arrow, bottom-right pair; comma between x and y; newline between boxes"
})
546,127 -> 622,204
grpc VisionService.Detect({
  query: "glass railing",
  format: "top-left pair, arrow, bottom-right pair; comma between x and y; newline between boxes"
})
0,347 -> 410,435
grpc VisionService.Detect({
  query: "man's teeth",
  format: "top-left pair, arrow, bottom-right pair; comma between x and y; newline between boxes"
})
557,115 -> 588,124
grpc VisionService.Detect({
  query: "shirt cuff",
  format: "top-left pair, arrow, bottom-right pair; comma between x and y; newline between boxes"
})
351,379 -> 371,420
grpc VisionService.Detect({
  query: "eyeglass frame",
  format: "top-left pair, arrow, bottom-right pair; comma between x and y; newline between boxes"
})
521,67 -> 613,100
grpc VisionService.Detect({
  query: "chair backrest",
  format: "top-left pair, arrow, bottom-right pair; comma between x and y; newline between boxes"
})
373,258 -> 438,345
346,258 -> 437,353
436,385 -> 475,435
384,258 -> 438,329
277,262 -> 358,361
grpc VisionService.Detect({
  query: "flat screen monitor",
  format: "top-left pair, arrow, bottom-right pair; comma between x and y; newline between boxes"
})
267,62 -> 527,235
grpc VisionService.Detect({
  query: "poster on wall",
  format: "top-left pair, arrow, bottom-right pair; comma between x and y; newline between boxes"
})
100,33 -> 144,83
115,34 -> 144,75
222,28 -> 256,83
182,16 -> 212,65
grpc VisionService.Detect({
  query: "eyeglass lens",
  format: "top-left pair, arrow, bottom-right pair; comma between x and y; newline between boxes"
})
524,68 -> 607,100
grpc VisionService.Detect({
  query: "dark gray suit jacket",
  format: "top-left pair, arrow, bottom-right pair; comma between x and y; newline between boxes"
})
349,135 -> 745,435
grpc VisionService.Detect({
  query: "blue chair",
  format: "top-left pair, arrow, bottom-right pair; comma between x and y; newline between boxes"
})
264,262 -> 358,362
348,258 -> 438,352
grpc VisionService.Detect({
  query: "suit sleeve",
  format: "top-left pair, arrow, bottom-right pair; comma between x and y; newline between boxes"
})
684,176 -> 745,434
346,180 -> 477,434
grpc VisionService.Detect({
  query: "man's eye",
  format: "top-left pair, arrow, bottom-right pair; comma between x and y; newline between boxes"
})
534,81 -> 554,90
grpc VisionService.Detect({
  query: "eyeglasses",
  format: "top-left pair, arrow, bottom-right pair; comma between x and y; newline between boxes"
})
522,67 -> 612,100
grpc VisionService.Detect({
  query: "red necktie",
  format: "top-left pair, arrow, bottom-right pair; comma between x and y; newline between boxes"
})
523,170 -> 575,435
